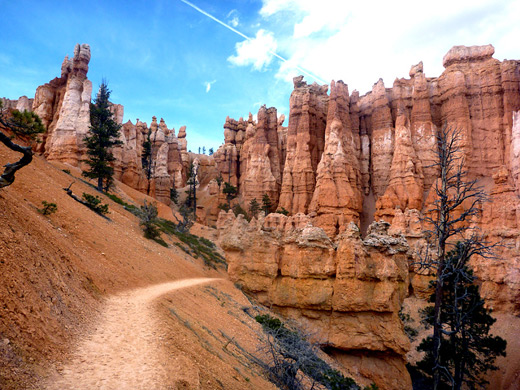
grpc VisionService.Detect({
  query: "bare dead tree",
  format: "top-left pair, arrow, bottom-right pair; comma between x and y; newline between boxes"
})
0,102 -> 45,188
416,124 -> 497,389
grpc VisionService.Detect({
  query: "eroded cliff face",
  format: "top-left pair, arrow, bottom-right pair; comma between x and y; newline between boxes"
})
7,43 -> 520,388
213,44 -> 520,389
217,44 -> 520,238
218,212 -> 412,389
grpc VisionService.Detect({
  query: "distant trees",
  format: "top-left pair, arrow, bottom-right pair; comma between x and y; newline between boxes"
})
262,193 -> 273,215
82,81 -> 122,192
0,101 -> 45,187
223,182 -> 237,207
249,198 -> 260,218
416,125 -> 503,389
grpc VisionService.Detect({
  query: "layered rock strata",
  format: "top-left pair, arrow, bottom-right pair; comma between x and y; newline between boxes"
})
33,43 -> 93,165
213,45 -> 520,389
218,211 -> 412,389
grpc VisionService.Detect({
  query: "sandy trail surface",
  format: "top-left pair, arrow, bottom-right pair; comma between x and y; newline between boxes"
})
43,278 -> 217,390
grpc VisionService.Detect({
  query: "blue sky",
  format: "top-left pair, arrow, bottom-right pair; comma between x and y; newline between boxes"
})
1,0 -> 518,152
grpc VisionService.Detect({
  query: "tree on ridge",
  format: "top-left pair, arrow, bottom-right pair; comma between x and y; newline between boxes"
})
82,81 -> 122,192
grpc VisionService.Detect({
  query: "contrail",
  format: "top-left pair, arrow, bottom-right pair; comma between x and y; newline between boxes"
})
179,0 -> 328,84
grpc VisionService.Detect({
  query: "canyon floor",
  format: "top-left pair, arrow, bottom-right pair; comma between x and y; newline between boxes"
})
0,143 -> 276,390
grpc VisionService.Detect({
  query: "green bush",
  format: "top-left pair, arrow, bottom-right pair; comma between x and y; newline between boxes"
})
232,204 -> 249,220
136,201 -> 162,240
38,201 -> 57,215
82,193 -> 109,215
154,218 -> 225,268
276,207 -> 289,216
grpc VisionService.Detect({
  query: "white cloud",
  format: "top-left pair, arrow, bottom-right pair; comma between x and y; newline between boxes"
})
204,80 -> 216,93
259,0 -> 519,94
228,29 -> 277,71
227,9 -> 239,27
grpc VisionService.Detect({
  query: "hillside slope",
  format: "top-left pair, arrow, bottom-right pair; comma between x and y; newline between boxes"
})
0,143 -> 275,389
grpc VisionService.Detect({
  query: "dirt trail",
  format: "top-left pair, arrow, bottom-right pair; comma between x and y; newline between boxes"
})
42,278 -> 218,390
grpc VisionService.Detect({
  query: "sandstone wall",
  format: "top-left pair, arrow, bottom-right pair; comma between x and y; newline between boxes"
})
218,211 -> 412,389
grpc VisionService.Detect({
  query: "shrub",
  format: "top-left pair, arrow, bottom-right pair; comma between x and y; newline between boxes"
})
82,193 -> 109,215
38,201 -> 57,215
232,204 -> 249,220
255,314 -> 362,390
218,203 -> 230,212
136,201 -> 162,240
276,207 -> 289,216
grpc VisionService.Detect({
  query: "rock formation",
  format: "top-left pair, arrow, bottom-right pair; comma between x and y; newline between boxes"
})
212,44 -> 520,389
215,44 -> 520,238
10,44 -> 192,203
218,212 -> 412,389
33,43 -> 93,165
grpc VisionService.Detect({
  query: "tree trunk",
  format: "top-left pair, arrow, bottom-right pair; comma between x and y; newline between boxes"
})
0,131 -> 33,188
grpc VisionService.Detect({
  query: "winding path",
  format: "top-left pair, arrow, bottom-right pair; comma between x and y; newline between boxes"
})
43,278 -> 217,390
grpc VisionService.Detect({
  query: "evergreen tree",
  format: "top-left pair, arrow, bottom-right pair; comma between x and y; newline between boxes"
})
262,193 -> 273,215
185,163 -> 198,220
142,129 -> 153,194
415,125 -> 495,389
223,182 -> 237,207
83,81 -> 122,191
170,184 -> 179,205
417,243 -> 506,389
249,198 -> 260,217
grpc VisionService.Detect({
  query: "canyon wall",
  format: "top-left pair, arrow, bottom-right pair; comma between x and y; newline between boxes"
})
213,45 -> 520,389
218,212 -> 412,389
217,44 -> 520,236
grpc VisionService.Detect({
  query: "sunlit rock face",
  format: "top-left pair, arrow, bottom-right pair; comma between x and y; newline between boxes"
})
214,45 -> 520,389
32,43 -> 93,165
218,44 -> 520,238
218,212 -> 412,389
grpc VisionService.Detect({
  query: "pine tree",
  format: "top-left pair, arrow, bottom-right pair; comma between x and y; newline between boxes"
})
249,198 -> 260,217
262,193 -> 273,215
417,243 -> 506,389
223,182 -> 237,207
415,125 -> 505,389
83,81 -> 122,192
185,163 -> 198,220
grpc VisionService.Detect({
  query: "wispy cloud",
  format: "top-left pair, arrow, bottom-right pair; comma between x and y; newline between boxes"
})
227,9 -> 239,27
204,80 -> 216,93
